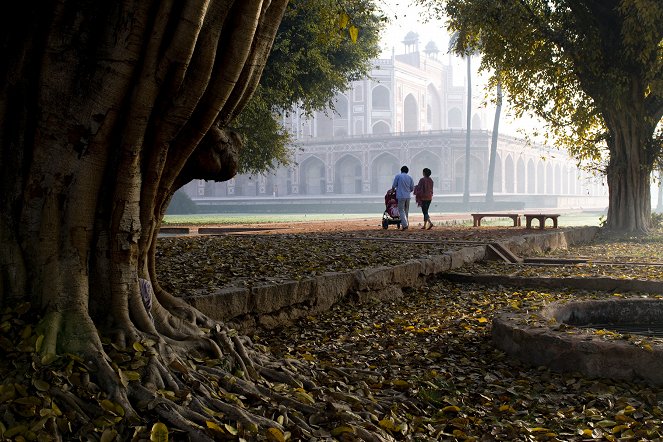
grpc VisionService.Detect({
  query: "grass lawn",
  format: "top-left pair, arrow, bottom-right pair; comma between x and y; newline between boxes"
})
163,211 -> 607,227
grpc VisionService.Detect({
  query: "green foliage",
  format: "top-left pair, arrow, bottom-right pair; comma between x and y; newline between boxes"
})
427,0 -> 663,169
166,190 -> 197,215
233,0 -> 384,173
233,91 -> 293,174
651,212 -> 663,229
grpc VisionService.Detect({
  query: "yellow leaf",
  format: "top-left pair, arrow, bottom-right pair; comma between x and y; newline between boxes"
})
349,26 -> 359,44
224,424 -> 238,435
100,428 -> 118,442
338,12 -> 349,29
379,418 -> 398,432
265,427 -> 285,442
123,371 -> 141,381
392,379 -> 410,390
294,391 -> 315,404
331,425 -> 355,436
150,422 -> 169,442
477,317 -> 489,323
133,342 -> 146,352
529,427 -> 550,432
442,405 -> 461,413
35,335 -> 44,352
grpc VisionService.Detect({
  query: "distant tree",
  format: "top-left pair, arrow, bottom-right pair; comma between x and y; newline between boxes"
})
423,0 -> 663,231
234,0 -> 383,174
166,190 -> 198,215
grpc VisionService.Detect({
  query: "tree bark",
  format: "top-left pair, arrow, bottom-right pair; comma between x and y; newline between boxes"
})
485,80 -> 502,205
0,0 -> 308,436
604,108 -> 653,232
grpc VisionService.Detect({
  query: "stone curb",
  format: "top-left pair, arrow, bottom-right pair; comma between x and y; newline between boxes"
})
184,226 -> 598,332
493,298 -> 663,386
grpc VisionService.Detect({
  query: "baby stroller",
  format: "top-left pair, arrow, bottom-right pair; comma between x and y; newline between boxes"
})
381,188 -> 401,229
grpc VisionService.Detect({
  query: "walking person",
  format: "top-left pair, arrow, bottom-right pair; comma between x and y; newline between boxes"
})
392,166 -> 414,230
414,168 -> 434,229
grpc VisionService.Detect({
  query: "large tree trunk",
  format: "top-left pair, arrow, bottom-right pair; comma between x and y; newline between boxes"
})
604,109 -> 654,232
0,1 -> 362,438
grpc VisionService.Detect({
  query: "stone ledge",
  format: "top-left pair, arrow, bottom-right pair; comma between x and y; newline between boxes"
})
184,226 -> 598,333
493,298 -> 663,386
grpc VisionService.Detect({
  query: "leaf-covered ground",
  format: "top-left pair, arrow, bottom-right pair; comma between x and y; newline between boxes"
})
463,229 -> 663,280
155,226 -> 547,295
4,225 -> 663,440
256,281 -> 663,441
154,225 -> 663,440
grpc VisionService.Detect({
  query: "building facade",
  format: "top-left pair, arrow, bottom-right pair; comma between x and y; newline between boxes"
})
181,34 -> 606,209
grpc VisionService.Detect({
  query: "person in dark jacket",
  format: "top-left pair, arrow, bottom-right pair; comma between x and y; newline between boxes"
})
414,168 -> 434,229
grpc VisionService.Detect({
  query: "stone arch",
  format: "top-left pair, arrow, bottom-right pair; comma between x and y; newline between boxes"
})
411,151 -> 442,186
562,165 -> 569,194
426,84 -> 442,130
448,107 -> 462,127
546,162 -> 553,193
454,154 -> 484,193
527,159 -> 536,194
537,161 -> 545,194
300,156 -> 326,195
516,157 -> 526,193
403,93 -> 418,132
371,153 -> 400,193
372,84 -> 390,110
492,152 -> 503,193
472,113 -> 482,130
554,163 -> 562,194
334,155 -> 362,194
505,155 -> 515,193
372,120 -> 391,134
569,168 -> 577,195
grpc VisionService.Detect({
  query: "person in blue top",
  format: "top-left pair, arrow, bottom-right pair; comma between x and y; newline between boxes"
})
392,165 -> 415,230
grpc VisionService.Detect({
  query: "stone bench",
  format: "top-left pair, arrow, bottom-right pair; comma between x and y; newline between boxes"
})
471,213 -> 521,227
524,213 -> 560,229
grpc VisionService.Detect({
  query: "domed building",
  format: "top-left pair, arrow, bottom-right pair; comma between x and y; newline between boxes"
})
181,34 -> 607,213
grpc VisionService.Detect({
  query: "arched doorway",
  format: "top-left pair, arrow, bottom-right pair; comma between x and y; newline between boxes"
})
505,155 -> 515,193
411,151 -> 441,186
300,157 -> 326,195
403,94 -> 418,132
448,108 -> 462,127
516,157 -> 526,193
527,159 -> 536,194
371,153 -> 400,193
334,155 -> 362,194
372,85 -> 390,110
372,121 -> 391,134
427,84 -> 442,130
455,155 -> 484,193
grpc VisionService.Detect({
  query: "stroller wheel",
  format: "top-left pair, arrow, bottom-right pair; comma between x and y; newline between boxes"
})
382,218 -> 389,229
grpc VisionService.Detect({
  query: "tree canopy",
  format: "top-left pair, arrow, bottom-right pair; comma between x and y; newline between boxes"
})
234,0 -> 384,174
427,0 -> 663,231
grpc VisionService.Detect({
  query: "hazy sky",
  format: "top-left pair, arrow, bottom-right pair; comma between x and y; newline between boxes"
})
377,1 -> 532,138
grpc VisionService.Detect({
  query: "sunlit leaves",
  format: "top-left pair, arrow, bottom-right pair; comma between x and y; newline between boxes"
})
150,422 -> 169,441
